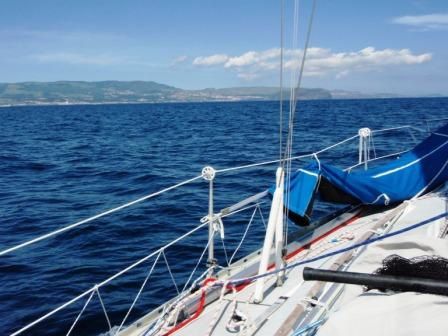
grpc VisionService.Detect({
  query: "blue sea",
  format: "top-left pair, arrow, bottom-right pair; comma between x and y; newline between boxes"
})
0,98 -> 447,335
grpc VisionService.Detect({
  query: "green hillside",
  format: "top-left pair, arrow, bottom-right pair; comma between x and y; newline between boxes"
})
0,81 -> 332,105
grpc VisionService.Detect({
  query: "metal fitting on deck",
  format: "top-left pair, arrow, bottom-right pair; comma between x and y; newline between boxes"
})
202,166 -> 216,181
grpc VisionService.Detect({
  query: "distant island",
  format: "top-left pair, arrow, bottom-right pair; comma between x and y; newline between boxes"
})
0,80 -> 438,107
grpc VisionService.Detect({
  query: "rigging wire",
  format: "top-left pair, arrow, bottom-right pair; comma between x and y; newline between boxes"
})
279,0 -> 285,164
283,0 -> 301,246
282,0 -> 300,254
278,0 -> 290,252
285,0 -> 318,187
282,0 -> 318,246
289,0 -> 318,131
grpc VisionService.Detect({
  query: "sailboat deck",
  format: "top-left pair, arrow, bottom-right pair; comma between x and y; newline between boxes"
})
120,186 -> 448,336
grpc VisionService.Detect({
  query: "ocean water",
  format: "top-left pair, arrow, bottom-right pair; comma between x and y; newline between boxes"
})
0,98 -> 447,335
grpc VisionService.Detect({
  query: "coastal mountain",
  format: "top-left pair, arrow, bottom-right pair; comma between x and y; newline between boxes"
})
0,81 -> 407,106
0,81 -> 332,106
0,81 -> 178,106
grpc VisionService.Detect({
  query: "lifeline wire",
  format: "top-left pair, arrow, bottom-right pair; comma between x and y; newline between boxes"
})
0,175 -> 202,257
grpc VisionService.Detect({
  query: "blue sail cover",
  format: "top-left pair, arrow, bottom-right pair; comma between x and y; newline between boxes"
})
286,123 -> 448,224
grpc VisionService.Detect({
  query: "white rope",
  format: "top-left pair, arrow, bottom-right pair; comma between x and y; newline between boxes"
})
161,300 -> 186,335
159,270 -> 214,335
152,268 -> 211,335
96,287 -> 112,331
301,297 -> 329,314
0,175 -> 202,257
171,303 -> 185,331
206,280 -> 230,336
229,207 -> 258,265
142,304 -> 169,336
225,285 -> 250,334
162,250 -> 180,295
115,251 -> 162,334
66,290 -> 95,336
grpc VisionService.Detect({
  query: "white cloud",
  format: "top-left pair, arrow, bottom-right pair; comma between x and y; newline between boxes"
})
225,49 -> 274,68
301,47 -> 431,75
32,52 -> 125,66
392,13 -> 448,30
192,54 -> 229,66
192,47 -> 432,81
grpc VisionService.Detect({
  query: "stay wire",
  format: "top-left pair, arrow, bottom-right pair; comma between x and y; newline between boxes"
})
279,0 -> 285,163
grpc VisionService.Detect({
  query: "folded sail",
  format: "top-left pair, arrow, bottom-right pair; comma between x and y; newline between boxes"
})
285,123 -> 448,225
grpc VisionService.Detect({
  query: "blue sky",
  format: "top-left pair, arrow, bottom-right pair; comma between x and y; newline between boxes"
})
0,0 -> 447,95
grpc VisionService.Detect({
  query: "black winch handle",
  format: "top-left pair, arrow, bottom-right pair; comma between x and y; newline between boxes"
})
303,267 -> 448,296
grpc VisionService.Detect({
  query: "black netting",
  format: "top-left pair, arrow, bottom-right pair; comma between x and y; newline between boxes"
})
364,254 -> 448,294
373,254 -> 448,280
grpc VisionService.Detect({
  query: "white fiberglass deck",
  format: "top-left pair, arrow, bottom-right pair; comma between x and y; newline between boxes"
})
120,186 -> 448,336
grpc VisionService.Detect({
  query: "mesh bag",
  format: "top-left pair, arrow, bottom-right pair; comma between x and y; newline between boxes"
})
374,254 -> 448,280
366,254 -> 448,294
